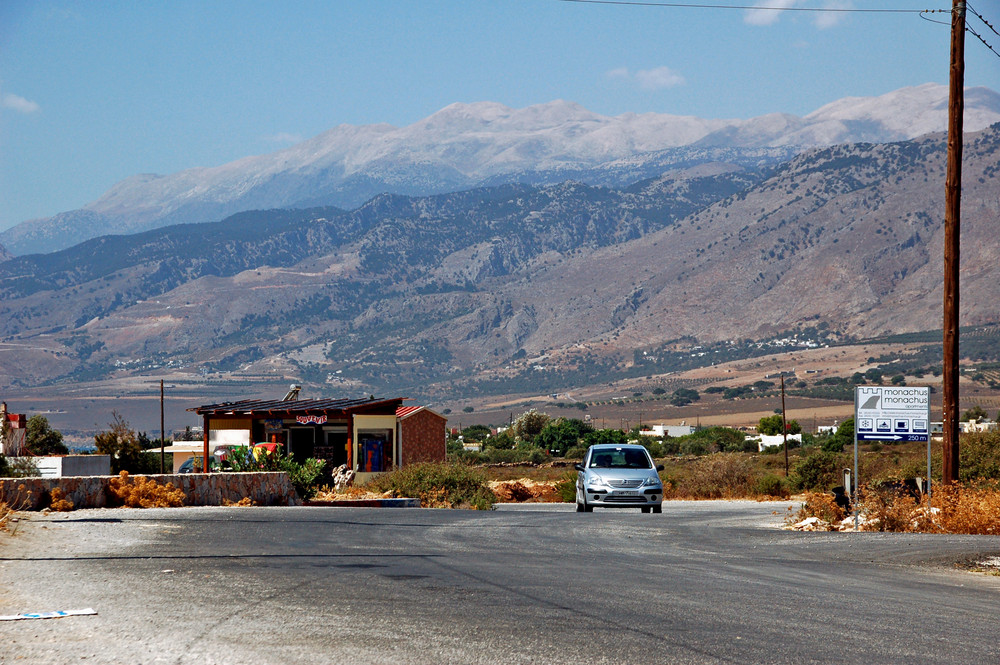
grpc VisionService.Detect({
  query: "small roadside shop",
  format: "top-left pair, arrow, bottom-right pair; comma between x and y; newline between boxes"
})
187,396 -> 445,480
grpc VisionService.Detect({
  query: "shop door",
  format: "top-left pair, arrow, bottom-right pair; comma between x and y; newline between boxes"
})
325,431 -> 348,467
288,428 -> 315,464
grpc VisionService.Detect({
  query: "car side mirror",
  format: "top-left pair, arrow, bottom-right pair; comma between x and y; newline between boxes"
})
574,463 -> 585,472
656,464 -> 664,471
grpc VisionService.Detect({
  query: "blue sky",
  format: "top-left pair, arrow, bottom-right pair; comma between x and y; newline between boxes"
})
2,0 -> 998,231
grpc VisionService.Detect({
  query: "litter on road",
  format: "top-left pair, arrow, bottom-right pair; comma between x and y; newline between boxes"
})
0,608 -> 97,621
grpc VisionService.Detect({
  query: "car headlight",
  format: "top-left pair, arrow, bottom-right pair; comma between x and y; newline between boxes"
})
641,476 -> 662,488
586,474 -> 606,488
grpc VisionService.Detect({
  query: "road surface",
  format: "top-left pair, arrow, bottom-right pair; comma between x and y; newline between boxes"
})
2,501 -> 999,664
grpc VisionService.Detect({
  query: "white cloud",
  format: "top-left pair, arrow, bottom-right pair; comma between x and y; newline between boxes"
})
635,67 -> 686,90
265,132 -> 303,145
606,66 -> 685,91
743,0 -> 802,27
814,0 -> 853,29
2,93 -> 40,114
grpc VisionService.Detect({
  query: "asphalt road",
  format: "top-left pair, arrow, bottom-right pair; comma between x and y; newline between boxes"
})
2,501 -> 999,665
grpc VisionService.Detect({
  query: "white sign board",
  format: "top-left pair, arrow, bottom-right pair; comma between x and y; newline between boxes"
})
855,386 -> 930,443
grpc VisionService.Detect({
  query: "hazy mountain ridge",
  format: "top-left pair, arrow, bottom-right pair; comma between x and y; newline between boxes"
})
1,124 -> 999,397
5,83 -> 998,256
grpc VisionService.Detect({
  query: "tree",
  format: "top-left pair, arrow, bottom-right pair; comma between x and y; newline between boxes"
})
536,418 -> 594,456
25,415 -> 68,455
961,405 -> 988,422
461,424 -> 492,441
94,412 -> 145,473
758,414 -> 802,437
583,428 -> 629,447
822,418 -> 855,453
511,410 -> 550,444
670,388 -> 700,407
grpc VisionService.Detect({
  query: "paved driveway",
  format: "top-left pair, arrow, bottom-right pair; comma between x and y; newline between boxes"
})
2,501 -> 999,664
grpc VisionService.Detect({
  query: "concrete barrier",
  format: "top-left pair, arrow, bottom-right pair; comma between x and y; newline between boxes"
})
0,472 -> 300,511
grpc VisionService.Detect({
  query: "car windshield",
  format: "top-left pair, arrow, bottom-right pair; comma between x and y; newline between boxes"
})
589,449 -> 652,469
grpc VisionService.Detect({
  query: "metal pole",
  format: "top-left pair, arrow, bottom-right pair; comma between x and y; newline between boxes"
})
854,391 -> 860,531
942,0 -> 965,484
202,414 -> 210,473
780,375 -> 788,477
159,379 -> 165,474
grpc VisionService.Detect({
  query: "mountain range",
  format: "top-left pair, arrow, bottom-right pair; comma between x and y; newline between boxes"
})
5,83 -> 1000,256
1,118 -> 999,398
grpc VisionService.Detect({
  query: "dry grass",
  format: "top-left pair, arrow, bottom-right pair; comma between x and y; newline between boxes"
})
221,497 -> 255,507
0,483 -> 32,530
107,471 -> 186,508
48,487 -> 74,512
792,483 -> 1000,534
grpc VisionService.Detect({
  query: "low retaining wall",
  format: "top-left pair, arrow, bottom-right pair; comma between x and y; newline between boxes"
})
0,472 -> 300,511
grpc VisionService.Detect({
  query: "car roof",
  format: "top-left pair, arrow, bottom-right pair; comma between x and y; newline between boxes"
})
588,443 -> 646,450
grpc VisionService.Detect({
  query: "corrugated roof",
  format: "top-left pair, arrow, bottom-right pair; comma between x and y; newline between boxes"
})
189,396 -> 404,416
396,406 -> 422,418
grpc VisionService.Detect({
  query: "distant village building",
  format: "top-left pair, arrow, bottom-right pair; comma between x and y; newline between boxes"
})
754,433 -> 803,452
639,424 -> 696,438
0,402 -> 27,456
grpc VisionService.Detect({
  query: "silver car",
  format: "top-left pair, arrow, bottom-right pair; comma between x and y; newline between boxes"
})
575,444 -> 664,513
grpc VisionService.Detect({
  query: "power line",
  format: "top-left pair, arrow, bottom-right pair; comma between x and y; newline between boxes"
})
557,0 -> 942,14
966,4 -> 1000,59
968,3 -> 999,37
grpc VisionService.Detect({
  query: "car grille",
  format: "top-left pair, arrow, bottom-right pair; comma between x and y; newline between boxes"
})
608,479 -> 643,488
602,495 -> 647,503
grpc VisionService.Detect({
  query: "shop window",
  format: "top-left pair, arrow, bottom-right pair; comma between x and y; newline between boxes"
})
357,429 -> 393,472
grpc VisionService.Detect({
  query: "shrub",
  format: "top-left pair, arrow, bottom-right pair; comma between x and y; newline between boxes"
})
107,471 -> 186,508
789,491 -> 846,526
793,482 -> 1000,534
754,473 -> 790,498
223,445 -> 326,499
959,431 -> 1000,481
367,463 -> 497,509
792,451 -> 845,491
564,445 -> 588,459
48,487 -> 74,512
671,455 -> 757,499
556,470 -> 577,502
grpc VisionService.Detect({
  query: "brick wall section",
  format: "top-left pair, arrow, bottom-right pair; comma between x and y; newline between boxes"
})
401,409 -> 446,464
0,472 -> 300,511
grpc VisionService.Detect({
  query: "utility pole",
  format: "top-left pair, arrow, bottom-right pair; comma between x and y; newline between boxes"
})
159,379 -> 165,474
780,375 -> 789,477
942,0 -> 965,485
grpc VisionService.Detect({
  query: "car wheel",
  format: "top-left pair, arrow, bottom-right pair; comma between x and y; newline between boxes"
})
583,503 -> 593,512
641,506 -> 651,513
576,500 -> 585,512
652,504 -> 662,514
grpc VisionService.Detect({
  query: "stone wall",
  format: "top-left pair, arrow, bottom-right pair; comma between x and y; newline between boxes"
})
0,472 -> 300,511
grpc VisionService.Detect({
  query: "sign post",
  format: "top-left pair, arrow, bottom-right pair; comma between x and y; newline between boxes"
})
854,386 -> 931,529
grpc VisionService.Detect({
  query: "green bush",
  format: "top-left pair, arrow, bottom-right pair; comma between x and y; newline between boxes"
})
959,431 -> 1000,481
556,470 -> 577,502
222,445 -> 326,499
367,463 -> 496,509
563,445 -> 588,459
792,451 -> 845,491
754,473 -> 789,498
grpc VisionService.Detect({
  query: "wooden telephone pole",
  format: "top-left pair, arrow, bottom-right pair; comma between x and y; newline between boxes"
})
942,0 -> 965,484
